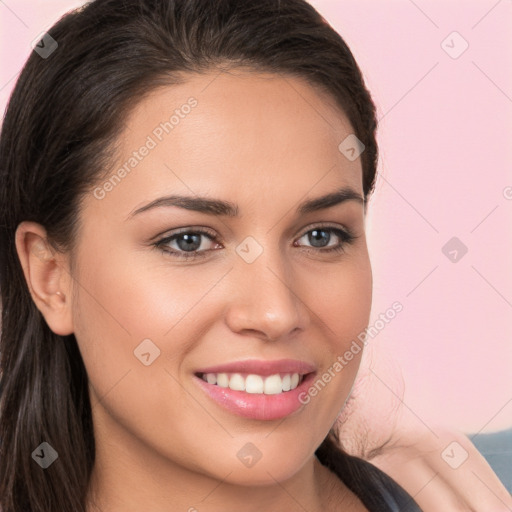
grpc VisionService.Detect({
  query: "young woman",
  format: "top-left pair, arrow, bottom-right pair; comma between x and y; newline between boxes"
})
0,1 -> 510,511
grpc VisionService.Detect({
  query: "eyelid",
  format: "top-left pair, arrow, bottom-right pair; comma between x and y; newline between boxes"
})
161,225 -> 217,238
154,222 -> 356,259
155,222 -> 351,243
298,221 -> 351,237
294,223 -> 356,249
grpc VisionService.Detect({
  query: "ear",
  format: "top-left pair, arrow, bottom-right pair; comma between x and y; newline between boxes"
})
14,221 -> 74,336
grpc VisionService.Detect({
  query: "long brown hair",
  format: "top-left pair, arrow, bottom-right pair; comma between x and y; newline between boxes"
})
0,1 -> 378,510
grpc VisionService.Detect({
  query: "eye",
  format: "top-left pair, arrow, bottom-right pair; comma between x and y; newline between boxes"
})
154,227 -> 220,260
294,225 -> 356,255
154,224 -> 357,261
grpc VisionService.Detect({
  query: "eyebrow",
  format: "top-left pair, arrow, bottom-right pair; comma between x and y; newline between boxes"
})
126,186 -> 364,220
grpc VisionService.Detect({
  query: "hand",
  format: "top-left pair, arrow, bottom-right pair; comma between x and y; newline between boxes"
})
369,425 -> 512,512
336,353 -> 512,511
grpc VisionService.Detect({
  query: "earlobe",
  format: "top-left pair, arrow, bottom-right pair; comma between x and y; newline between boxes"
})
14,221 -> 74,336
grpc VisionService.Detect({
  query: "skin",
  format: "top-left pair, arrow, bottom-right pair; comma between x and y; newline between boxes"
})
15,69 -> 372,511
340,358 -> 512,510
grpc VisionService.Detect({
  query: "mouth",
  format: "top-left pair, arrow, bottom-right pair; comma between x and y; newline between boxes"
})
195,371 -> 306,394
192,359 -> 317,421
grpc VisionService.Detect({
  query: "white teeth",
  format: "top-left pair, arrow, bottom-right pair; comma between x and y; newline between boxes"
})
263,374 -> 283,395
216,373 -> 229,388
282,374 -> 291,391
206,373 -> 217,385
200,372 -> 303,394
228,373 -> 245,391
245,374 -> 264,393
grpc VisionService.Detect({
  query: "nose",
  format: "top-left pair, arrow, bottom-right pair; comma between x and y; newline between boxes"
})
224,243 -> 309,342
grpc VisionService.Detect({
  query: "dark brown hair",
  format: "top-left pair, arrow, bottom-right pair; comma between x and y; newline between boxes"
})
0,1 -> 379,510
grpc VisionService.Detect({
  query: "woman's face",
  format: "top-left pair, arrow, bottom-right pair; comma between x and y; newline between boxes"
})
70,69 -> 372,485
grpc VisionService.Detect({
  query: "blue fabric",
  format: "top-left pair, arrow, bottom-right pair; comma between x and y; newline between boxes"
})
469,428 -> 512,494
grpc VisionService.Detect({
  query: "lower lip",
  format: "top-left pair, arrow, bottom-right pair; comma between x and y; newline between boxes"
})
193,372 -> 316,421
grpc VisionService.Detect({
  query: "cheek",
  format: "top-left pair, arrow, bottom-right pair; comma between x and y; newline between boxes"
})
70,245 -> 227,411
70,251 -> 209,459
72,246 -> 213,347
304,254 -> 373,347
69,250 -> 171,406
297,256 -> 372,416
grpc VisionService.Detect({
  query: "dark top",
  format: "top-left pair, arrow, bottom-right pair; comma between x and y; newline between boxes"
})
341,456 -> 423,511
315,444 -> 423,511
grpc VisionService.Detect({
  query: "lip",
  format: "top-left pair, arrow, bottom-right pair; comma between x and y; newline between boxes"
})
193,359 -> 317,421
194,358 -> 316,377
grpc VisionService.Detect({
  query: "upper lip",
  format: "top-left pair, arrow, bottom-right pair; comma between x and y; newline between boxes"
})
194,359 -> 316,377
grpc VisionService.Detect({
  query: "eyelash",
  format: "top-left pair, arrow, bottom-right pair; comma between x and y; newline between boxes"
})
154,224 -> 357,261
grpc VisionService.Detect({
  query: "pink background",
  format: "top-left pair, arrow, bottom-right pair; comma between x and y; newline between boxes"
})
1,0 -> 511,433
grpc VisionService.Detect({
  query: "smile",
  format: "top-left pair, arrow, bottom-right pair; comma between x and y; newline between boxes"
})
197,372 -> 304,394
193,359 -> 317,421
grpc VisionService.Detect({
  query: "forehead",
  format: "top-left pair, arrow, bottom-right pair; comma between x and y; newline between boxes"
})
93,68 -> 363,217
